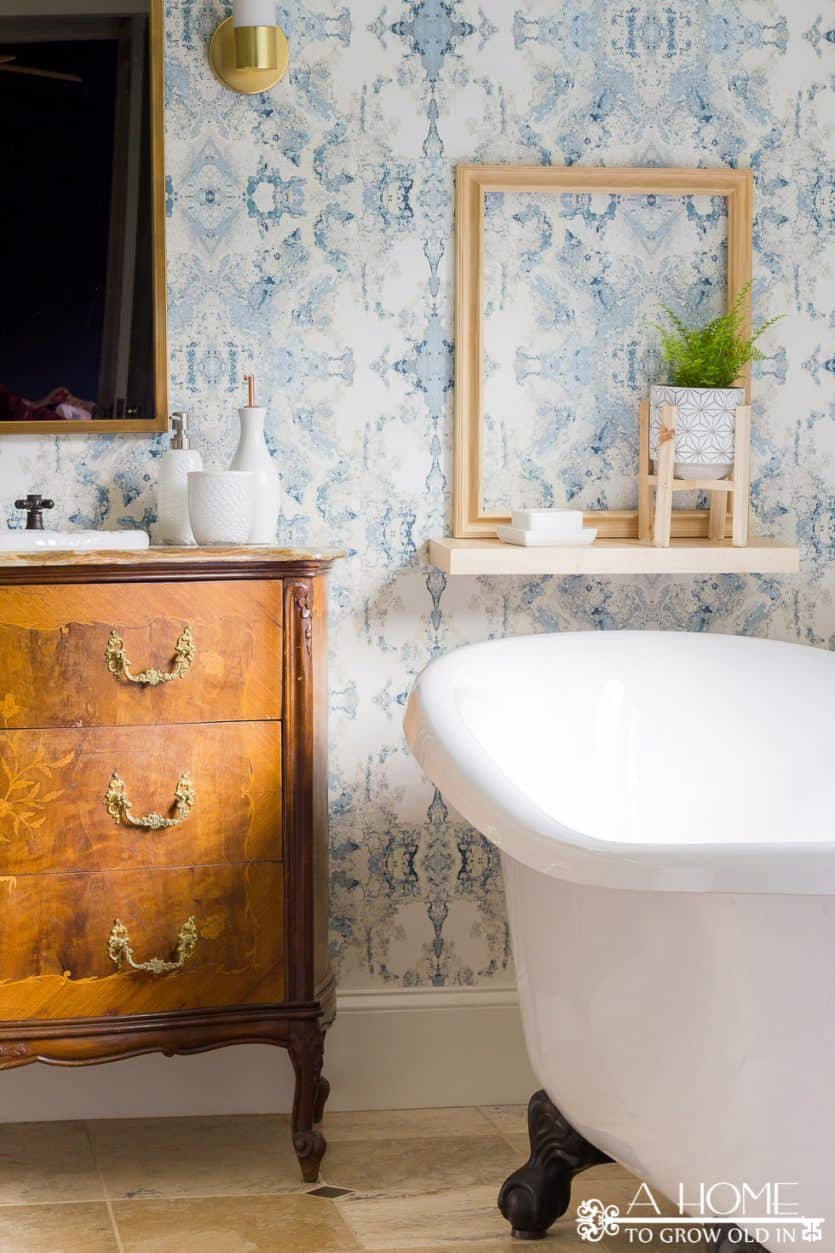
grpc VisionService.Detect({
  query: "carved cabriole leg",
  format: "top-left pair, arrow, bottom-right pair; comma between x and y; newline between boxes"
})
498,1090 -> 611,1241
288,1019 -> 327,1183
313,1071 -> 331,1125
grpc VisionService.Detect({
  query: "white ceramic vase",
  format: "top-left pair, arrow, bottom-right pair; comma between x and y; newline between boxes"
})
230,406 -> 280,545
649,384 -> 745,481
187,470 -> 254,546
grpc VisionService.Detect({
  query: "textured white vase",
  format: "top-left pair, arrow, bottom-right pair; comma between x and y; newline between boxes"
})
650,384 -> 744,481
229,407 -> 280,545
187,471 -> 254,546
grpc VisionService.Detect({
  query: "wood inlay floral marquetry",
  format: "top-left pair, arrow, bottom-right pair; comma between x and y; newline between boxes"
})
0,740 -> 73,852
0,580 -> 284,728
0,548 -> 340,1185
0,722 -> 282,874
0,863 -> 285,1019
0,692 -> 22,728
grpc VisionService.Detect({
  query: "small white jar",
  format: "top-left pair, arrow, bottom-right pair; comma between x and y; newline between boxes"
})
187,470 -> 254,546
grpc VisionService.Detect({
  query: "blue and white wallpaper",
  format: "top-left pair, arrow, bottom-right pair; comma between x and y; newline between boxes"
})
482,191 -> 729,512
0,1 -> 832,989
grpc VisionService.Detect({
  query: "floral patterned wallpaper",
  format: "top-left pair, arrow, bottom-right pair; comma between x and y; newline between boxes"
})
0,1 -> 832,989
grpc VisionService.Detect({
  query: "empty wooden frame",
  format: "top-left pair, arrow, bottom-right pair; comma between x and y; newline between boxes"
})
454,164 -> 754,539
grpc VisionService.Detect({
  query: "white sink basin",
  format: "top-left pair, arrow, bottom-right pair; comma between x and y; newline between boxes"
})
0,530 -> 149,553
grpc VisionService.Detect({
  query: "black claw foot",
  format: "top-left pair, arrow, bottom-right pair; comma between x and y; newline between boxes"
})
498,1090 -> 611,1240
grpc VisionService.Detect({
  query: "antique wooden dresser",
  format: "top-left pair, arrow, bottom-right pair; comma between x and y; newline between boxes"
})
0,546 -> 338,1181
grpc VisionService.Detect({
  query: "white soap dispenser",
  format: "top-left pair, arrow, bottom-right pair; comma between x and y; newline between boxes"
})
157,412 -> 203,545
229,375 -> 280,545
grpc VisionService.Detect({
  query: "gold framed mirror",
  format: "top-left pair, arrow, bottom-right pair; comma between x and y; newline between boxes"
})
454,164 -> 753,539
0,0 -> 167,434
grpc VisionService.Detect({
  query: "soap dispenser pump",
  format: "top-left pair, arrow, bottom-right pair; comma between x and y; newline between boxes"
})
157,412 -> 203,545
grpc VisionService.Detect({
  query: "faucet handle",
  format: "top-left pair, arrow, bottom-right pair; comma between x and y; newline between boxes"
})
14,494 -> 55,531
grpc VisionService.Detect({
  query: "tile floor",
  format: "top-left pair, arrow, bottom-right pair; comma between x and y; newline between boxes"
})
0,1106 -> 642,1251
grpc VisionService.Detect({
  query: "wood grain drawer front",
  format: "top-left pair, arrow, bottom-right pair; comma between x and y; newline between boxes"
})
0,581 -> 282,728
0,863 -> 284,1021
0,722 -> 282,874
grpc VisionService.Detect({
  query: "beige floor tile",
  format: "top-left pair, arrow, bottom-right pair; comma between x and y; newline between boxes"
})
571,1172 -> 674,1208
578,1162 -> 637,1182
576,1157 -> 634,1177
500,1132 -> 530,1160
479,1104 -> 528,1135
324,1107 -> 496,1141
0,1121 -> 104,1205
321,1134 -> 519,1197
386,1245 -> 528,1252
545,1221 -> 595,1250
0,1202 -> 117,1252
501,1134 -> 636,1181
113,1194 -> 360,1252
337,1184 -> 509,1249
87,1114 -> 302,1200
338,1163 -> 661,1250
339,1156 -> 651,1244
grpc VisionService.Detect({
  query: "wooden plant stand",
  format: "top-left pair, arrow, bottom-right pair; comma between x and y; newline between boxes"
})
638,401 -> 752,548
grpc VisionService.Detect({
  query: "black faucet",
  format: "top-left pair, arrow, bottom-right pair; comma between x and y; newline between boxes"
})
14,494 -> 55,530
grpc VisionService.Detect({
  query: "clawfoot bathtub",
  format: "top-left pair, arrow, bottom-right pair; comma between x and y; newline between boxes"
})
404,631 -> 835,1246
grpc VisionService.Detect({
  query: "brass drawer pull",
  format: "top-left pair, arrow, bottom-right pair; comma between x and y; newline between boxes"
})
108,916 -> 198,975
105,771 -> 195,830
106,626 -> 195,686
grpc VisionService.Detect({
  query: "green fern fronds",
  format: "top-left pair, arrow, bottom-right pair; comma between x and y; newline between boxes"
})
651,280 -> 783,390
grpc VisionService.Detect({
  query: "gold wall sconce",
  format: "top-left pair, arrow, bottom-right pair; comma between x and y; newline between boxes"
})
209,0 -> 290,95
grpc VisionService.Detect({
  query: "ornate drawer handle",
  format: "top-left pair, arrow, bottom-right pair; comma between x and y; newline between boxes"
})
105,771 -> 195,830
108,916 -> 198,975
106,626 -> 195,686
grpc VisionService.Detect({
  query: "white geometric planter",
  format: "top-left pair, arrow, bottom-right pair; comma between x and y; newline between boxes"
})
650,384 -> 745,481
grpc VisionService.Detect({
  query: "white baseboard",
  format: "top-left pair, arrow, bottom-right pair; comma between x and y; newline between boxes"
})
329,984 -> 536,1110
0,987 -> 536,1121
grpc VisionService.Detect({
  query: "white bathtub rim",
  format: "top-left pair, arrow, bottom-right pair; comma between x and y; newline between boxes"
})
404,630 -> 835,896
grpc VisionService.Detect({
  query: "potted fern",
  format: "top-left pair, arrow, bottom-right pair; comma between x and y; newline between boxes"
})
650,281 -> 782,480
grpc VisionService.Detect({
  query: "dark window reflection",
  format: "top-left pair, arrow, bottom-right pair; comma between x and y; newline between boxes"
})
0,11 -> 154,422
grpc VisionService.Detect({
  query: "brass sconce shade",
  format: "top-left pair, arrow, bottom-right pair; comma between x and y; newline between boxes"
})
209,16 -> 289,94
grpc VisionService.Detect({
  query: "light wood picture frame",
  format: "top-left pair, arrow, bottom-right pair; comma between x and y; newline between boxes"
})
454,164 -> 753,539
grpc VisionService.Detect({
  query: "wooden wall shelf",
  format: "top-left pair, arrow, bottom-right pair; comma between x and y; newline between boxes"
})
429,538 -> 800,577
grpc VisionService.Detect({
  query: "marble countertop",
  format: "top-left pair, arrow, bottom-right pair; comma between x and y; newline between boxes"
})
0,545 -> 344,568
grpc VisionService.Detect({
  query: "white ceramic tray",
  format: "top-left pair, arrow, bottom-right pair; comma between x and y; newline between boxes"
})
496,525 -> 598,548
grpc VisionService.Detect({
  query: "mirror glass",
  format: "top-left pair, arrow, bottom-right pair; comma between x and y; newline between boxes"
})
0,0 -> 166,431
481,192 -> 728,515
